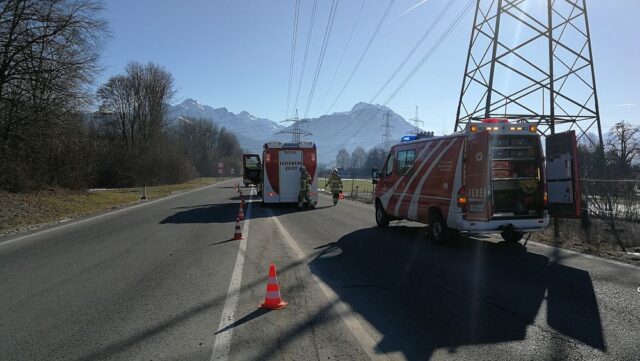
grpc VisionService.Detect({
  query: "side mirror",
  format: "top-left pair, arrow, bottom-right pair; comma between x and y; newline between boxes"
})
371,167 -> 379,181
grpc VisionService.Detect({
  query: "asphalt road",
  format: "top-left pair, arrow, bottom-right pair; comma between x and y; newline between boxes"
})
1,179 -> 639,361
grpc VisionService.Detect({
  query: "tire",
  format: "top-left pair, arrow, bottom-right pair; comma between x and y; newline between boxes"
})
428,211 -> 448,243
501,230 -> 525,243
375,201 -> 390,228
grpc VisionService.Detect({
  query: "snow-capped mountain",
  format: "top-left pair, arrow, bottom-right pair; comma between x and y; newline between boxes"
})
169,99 -> 283,153
169,99 -> 416,164
269,102 -> 415,165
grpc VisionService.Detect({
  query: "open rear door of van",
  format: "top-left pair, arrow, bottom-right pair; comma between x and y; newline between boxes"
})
545,131 -> 582,218
465,131 -> 492,221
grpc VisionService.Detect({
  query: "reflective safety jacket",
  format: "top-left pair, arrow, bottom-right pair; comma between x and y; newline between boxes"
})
327,174 -> 343,192
300,170 -> 311,192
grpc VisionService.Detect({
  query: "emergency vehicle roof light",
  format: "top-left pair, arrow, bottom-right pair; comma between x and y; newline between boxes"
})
401,135 -> 417,142
482,118 -> 509,124
470,125 -> 479,132
529,125 -> 537,132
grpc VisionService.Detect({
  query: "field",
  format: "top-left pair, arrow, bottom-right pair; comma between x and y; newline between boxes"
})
318,178 -> 375,194
0,178 -> 227,236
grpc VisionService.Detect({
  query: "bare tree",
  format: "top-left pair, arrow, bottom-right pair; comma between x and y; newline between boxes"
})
350,146 -> 366,169
606,121 -> 639,177
335,148 -> 350,169
97,62 -> 175,153
0,0 -> 108,190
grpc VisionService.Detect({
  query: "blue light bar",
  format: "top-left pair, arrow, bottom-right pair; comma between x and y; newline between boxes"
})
401,135 -> 417,142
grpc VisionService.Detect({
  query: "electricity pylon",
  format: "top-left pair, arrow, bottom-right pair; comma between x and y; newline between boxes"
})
455,0 -> 603,147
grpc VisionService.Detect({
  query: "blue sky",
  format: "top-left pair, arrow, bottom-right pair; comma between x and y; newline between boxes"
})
100,0 -> 639,134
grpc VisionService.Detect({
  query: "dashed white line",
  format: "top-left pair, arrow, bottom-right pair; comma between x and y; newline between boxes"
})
210,189 -> 253,361
268,210 -> 392,361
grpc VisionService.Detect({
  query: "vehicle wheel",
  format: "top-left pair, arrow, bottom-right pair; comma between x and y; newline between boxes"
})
428,211 -> 448,243
375,201 -> 390,228
501,230 -> 525,243
310,202 -> 316,209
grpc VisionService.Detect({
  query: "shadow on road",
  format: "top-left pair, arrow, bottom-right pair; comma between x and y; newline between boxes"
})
215,308 -> 271,334
159,203 -> 239,224
309,226 -> 606,360
160,199 -> 316,224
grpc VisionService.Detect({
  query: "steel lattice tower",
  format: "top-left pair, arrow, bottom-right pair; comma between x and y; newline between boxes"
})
278,109 -> 312,143
381,111 -> 394,149
455,0 -> 603,147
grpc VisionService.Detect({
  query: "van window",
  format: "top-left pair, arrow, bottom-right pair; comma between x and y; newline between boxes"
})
384,153 -> 395,176
397,150 -> 416,176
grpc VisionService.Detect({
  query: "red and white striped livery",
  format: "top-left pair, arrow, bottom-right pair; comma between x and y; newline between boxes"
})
373,119 -> 582,243
261,141 -> 318,205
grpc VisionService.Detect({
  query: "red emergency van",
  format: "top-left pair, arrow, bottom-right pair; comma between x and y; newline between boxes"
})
372,118 -> 581,243
260,141 -> 318,206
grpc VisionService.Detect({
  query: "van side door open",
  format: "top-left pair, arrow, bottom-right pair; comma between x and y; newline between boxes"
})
545,131 -> 582,218
465,131 -> 492,221
243,154 -> 262,186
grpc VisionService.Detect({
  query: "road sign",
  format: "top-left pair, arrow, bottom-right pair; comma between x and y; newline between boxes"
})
230,168 -> 235,175
218,168 -> 223,175
218,162 -> 224,168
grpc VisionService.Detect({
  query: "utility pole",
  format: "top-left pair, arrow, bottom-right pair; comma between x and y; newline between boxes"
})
409,105 -> 424,135
381,111 -> 394,149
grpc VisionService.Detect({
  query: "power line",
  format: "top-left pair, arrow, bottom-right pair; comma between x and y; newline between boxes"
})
369,0 -> 454,103
292,0 -> 319,118
325,0 -> 396,115
324,0 -> 474,156
381,0 -> 474,106
285,0 -> 301,119
303,0 -> 340,118
317,0 -> 367,113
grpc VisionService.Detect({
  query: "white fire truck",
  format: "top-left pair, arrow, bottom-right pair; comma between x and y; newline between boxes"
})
254,141 -> 318,206
372,118 -> 581,243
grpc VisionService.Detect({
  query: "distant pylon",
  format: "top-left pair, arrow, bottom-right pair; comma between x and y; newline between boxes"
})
454,0 -> 603,148
277,109 -> 312,143
410,106 -> 424,135
381,111 -> 394,149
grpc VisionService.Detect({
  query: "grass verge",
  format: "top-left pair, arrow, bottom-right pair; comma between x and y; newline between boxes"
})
0,177 -> 229,237
318,178 -> 375,194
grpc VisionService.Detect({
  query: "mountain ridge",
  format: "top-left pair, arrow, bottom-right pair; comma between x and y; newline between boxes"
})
168,99 -> 417,165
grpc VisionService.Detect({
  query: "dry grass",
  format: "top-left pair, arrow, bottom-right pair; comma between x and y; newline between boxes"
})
0,178 -> 226,236
531,217 -> 640,266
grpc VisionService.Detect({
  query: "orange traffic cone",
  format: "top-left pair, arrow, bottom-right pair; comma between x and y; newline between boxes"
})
259,263 -> 287,310
233,218 -> 243,240
237,202 -> 245,221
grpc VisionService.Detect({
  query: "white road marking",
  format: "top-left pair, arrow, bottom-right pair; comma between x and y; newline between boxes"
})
268,211 -> 392,361
0,179 -> 238,248
210,189 -> 254,361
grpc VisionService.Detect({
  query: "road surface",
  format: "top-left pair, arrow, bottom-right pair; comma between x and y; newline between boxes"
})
1,179 -> 638,360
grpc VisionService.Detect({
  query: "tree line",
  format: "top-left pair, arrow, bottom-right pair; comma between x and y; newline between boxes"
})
333,146 -> 387,177
0,1 -> 243,191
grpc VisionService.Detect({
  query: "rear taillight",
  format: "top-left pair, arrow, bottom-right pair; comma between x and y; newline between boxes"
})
543,184 -> 548,207
457,186 -> 467,207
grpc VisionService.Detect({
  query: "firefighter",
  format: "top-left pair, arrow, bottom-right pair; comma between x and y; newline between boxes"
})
326,168 -> 343,205
298,165 -> 311,208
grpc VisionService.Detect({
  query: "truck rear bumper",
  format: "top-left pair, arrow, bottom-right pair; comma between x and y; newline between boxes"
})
457,217 -> 549,233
